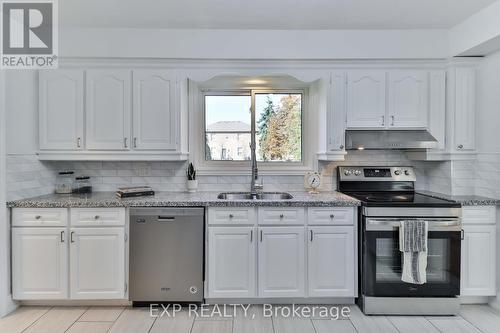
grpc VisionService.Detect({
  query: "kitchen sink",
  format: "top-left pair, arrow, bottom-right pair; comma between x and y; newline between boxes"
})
217,192 -> 293,200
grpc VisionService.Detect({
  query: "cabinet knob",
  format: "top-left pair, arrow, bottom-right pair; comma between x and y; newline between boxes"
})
339,145 -> 344,150
330,214 -> 335,219
279,214 -> 284,219
228,214 -> 234,219
35,215 -> 41,220
94,215 -> 100,220
457,144 -> 464,150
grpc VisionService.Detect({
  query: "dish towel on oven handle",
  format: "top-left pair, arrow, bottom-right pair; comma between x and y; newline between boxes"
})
399,220 -> 428,284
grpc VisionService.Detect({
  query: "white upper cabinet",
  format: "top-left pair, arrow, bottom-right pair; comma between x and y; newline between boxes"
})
132,70 -> 178,150
453,67 -> 476,151
12,227 -> 68,300
39,70 -> 84,150
86,70 -> 131,150
346,71 -> 386,128
258,227 -> 305,298
387,71 -> 428,128
70,227 -> 125,299
328,71 -> 347,151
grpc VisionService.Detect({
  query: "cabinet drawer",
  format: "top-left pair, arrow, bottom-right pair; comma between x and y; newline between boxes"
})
258,207 -> 305,225
208,207 -> 256,225
307,207 -> 354,225
462,206 -> 496,225
12,208 -> 68,227
70,208 -> 126,226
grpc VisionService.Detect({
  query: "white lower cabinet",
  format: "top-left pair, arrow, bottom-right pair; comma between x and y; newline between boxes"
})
308,226 -> 355,297
206,206 -> 357,300
258,227 -> 305,297
11,208 -> 127,301
207,227 -> 256,298
12,228 -> 68,300
461,224 -> 496,296
70,228 -> 125,299
460,206 -> 497,297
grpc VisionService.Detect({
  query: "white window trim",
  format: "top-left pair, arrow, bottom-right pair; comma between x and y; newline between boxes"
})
189,82 -> 314,176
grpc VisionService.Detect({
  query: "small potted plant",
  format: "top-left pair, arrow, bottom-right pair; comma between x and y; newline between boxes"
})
186,162 -> 198,193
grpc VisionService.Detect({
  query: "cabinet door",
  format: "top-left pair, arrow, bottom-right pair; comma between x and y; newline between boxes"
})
308,226 -> 355,297
328,71 -> 346,151
39,70 -> 84,150
461,225 -> 496,296
132,70 -> 178,150
454,67 -> 476,151
388,71 -> 428,128
208,227 -> 256,298
346,71 -> 386,128
86,70 -> 131,150
70,228 -> 125,299
12,228 -> 68,300
258,227 -> 305,297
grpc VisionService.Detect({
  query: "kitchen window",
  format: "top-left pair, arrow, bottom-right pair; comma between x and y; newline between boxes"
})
204,91 -> 303,163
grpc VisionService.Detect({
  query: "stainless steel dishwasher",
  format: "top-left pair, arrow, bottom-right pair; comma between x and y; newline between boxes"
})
129,207 -> 204,304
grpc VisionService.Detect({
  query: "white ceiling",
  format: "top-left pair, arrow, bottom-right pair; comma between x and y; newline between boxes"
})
60,0 -> 496,30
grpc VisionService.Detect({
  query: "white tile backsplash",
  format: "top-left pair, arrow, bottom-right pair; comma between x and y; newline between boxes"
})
8,150 -> 495,200
6,154 -> 57,201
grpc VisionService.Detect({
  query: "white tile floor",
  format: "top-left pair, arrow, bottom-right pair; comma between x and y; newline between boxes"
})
0,304 -> 499,333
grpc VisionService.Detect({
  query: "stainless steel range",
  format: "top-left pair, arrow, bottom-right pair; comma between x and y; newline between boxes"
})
338,166 -> 462,315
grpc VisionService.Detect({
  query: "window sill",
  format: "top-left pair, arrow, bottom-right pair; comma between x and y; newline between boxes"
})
197,163 -> 313,176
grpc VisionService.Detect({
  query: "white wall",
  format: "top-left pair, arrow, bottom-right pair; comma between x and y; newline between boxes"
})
59,27 -> 450,59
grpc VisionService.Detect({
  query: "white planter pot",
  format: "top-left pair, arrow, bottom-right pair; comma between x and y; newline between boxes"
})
187,180 -> 198,193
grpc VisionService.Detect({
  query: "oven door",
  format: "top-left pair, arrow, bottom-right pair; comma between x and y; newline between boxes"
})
362,217 -> 461,297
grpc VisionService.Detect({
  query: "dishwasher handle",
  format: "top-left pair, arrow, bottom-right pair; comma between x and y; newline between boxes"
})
157,216 -> 176,222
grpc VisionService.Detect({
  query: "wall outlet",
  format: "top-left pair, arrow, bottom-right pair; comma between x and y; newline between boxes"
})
137,166 -> 151,176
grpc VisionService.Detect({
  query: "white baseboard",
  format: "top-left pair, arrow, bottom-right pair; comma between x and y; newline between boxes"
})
460,296 -> 490,304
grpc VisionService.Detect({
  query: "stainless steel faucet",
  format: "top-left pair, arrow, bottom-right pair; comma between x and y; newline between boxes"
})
250,141 -> 262,196
250,104 -> 263,197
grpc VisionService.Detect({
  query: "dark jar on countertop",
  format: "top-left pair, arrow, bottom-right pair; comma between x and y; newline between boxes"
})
73,176 -> 92,194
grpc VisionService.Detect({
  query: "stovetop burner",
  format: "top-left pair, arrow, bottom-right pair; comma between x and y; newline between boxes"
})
344,191 -> 459,207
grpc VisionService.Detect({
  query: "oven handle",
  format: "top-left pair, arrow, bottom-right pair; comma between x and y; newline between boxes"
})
365,218 -> 461,232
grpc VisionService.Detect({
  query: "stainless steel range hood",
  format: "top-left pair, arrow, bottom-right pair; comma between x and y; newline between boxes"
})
345,130 -> 438,150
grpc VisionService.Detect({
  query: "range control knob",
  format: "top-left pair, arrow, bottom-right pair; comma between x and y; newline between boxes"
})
404,170 -> 411,176
354,170 -> 362,176
394,170 -> 401,176
344,170 -> 353,176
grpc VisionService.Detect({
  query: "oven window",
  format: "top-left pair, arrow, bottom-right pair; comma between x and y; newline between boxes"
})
375,238 -> 452,283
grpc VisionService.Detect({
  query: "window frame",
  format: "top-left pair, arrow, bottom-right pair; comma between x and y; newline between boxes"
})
193,87 -> 313,175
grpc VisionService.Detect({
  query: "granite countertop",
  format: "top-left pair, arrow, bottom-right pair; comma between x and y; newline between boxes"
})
6,191 -> 361,208
418,190 -> 500,206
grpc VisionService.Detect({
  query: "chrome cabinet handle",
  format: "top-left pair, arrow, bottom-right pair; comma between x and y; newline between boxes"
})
77,137 -> 81,148
134,137 -> 138,148
461,229 -> 465,240
381,115 -> 385,126
310,230 -> 314,242
124,137 -> 128,148
60,231 -> 65,243
457,144 -> 464,150
260,230 -> 263,242
391,115 -> 395,126
70,231 -> 75,243
250,230 -> 253,243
